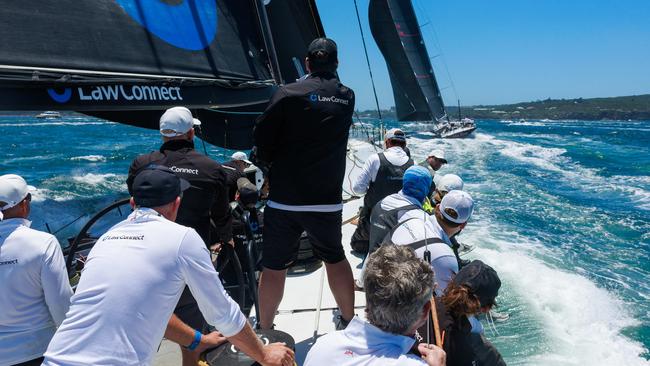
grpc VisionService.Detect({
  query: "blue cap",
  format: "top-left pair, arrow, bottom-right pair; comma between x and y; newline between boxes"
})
132,165 -> 190,208
402,166 -> 432,203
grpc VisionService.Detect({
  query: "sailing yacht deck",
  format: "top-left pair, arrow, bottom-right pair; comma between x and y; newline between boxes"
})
153,139 -> 378,365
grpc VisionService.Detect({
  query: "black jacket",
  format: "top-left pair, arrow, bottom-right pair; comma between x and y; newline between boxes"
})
416,299 -> 506,366
126,139 -> 232,245
253,72 -> 355,206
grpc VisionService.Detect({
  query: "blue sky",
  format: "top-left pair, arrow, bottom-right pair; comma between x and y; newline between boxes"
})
314,0 -> 650,110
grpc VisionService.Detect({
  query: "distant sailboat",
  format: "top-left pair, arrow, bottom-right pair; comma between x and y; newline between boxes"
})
368,0 -> 476,138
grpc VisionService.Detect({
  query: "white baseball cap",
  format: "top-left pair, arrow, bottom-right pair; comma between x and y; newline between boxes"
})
428,149 -> 447,163
437,174 -> 464,193
231,151 -> 252,165
0,174 -> 36,217
159,107 -> 201,137
384,128 -> 406,141
439,190 -> 474,224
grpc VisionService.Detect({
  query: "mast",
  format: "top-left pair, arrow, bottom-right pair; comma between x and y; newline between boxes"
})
254,0 -> 284,84
457,99 -> 462,121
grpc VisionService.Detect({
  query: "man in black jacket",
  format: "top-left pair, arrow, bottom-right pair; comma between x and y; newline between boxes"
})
253,38 -> 356,330
126,106 -> 233,365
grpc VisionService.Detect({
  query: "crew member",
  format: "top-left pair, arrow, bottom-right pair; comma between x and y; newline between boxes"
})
253,37 -> 356,330
419,260 -> 506,366
305,245 -> 446,366
0,175 -> 73,366
387,190 -> 475,295
350,128 -> 413,254
223,151 -> 253,202
43,166 -> 294,366
420,149 -> 448,213
126,106 -> 233,365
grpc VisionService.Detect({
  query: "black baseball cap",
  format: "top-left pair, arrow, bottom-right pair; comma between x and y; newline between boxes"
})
307,37 -> 338,66
132,165 -> 190,208
452,260 -> 501,307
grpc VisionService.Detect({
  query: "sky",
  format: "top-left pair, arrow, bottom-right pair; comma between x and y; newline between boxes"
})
314,0 -> 650,110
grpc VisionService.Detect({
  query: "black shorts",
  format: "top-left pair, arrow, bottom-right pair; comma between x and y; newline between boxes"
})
174,286 -> 206,332
262,207 -> 344,270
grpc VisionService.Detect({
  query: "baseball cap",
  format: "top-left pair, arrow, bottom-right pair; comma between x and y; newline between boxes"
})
236,177 -> 258,206
402,166 -> 432,203
231,151 -> 252,165
437,174 -> 464,193
452,260 -> 501,307
159,107 -> 201,137
384,128 -> 406,141
0,174 -> 36,212
428,149 -> 447,163
307,37 -> 338,65
439,190 -> 474,224
132,165 -> 190,208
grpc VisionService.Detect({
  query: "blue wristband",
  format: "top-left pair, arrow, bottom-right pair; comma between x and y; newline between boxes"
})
186,330 -> 202,351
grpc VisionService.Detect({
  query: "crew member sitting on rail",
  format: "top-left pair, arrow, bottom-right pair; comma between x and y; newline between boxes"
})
305,244 -> 446,366
350,128 -> 414,254
43,166 -> 294,366
418,260 -> 506,366
126,106 -> 234,366
0,174 -> 73,366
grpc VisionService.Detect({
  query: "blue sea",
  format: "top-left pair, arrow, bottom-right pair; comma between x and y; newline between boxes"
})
1,114 -> 649,365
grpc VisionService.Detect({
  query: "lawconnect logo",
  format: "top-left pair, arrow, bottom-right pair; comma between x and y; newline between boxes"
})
309,94 -> 350,105
115,0 -> 218,50
47,85 -> 184,104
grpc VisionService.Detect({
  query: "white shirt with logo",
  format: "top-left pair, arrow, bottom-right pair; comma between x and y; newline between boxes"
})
0,218 -> 73,365
43,208 -> 247,366
304,316 -> 426,365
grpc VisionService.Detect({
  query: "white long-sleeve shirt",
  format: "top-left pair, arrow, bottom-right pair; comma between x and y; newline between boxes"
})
43,208 -> 247,366
352,147 -> 410,195
0,218 -> 72,365
305,316 -> 426,365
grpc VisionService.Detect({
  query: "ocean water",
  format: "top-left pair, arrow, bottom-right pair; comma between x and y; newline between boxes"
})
1,114 -> 649,365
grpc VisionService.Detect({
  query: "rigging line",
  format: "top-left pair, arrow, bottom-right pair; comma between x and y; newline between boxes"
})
50,213 -> 86,235
353,0 -> 384,129
413,0 -> 459,102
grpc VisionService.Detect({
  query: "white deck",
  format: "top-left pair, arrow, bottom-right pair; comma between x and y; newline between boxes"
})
153,139 -> 379,366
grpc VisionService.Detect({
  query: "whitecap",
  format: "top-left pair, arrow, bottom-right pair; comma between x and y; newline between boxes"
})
70,155 -> 106,162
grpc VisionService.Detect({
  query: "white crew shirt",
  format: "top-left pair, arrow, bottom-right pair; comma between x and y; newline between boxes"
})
390,212 -> 458,296
0,218 -> 72,365
43,208 -> 247,366
304,316 -> 426,365
352,146 -> 410,196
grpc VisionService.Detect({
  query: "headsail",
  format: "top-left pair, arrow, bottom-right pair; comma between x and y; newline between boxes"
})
266,0 -> 326,83
368,0 -> 447,122
0,0 -> 325,149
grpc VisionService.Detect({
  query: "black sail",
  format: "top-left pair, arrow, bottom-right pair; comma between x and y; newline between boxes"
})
0,0 -> 280,148
266,0 -> 326,83
369,0 -> 447,122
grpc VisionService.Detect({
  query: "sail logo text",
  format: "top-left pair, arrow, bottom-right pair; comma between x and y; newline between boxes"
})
78,85 -> 183,102
309,94 -> 349,105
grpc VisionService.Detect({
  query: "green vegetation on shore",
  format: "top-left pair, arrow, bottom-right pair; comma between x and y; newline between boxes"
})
357,94 -> 650,121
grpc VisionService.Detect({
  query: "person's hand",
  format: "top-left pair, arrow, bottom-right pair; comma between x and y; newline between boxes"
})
227,239 -> 235,248
418,343 -> 446,366
261,342 -> 295,366
195,331 -> 227,353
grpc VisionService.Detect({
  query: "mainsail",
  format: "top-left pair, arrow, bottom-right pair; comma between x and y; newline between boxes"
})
368,0 -> 447,122
0,0 -> 325,149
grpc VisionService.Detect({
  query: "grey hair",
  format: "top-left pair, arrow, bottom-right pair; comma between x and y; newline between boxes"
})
363,245 -> 434,334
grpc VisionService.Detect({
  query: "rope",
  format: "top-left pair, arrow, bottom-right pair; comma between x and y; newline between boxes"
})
353,0 -> 384,131
51,213 -> 86,235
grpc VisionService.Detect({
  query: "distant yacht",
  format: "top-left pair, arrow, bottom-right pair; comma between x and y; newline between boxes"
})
36,111 -> 61,119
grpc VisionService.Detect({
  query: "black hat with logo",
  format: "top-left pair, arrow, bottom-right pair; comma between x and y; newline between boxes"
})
132,165 -> 190,208
452,260 -> 501,307
307,37 -> 338,66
